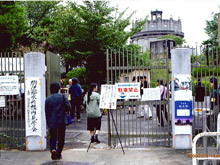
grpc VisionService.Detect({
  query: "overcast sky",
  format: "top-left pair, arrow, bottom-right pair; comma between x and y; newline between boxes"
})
109,0 -> 220,48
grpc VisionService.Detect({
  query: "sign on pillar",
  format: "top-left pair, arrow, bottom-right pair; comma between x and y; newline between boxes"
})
173,74 -> 193,149
25,77 -> 42,136
24,52 -> 46,151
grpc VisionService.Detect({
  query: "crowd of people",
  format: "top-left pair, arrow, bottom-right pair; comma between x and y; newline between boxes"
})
45,75 -> 102,160
45,73 -> 220,161
44,74 -> 171,160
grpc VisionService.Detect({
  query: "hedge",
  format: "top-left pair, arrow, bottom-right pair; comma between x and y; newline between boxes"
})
192,67 -> 220,77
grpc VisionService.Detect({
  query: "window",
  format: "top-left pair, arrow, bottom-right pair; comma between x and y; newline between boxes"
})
164,25 -> 167,30
175,25 -> 178,31
151,25 -> 154,30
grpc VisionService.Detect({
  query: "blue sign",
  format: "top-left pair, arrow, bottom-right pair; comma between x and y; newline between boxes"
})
175,101 -> 193,126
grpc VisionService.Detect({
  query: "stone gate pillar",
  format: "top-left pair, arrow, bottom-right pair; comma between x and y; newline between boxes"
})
171,48 -> 192,149
24,52 -> 46,151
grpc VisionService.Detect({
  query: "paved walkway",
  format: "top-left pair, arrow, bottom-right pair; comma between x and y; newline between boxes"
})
0,112 -> 195,164
1,148 -> 192,165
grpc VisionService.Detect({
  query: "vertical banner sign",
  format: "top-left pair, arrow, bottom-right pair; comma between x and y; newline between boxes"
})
116,83 -> 141,99
0,76 -> 19,95
99,85 -> 117,109
25,77 -> 41,136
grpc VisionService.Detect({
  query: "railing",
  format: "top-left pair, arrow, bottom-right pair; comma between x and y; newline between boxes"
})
192,114 -> 220,165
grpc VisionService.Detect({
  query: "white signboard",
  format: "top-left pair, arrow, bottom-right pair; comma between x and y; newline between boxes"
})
25,77 -> 41,136
0,76 -> 19,95
0,96 -> 5,107
116,83 -> 141,99
177,109 -> 190,116
142,88 -> 160,101
99,85 -> 117,109
175,126 -> 192,134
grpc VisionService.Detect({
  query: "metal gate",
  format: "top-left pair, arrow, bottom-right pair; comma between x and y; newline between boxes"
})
191,44 -> 220,153
106,45 -> 171,148
192,45 -> 220,134
0,52 -> 25,149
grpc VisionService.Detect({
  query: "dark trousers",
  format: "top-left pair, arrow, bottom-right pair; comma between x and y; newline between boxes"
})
156,104 -> 169,127
49,123 -> 66,157
70,98 -> 81,119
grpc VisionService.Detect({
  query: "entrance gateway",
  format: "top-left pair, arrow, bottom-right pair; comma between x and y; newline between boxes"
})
106,43 -> 171,147
1,44 -> 219,152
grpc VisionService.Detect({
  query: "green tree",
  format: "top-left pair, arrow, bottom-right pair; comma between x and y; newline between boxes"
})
50,1 -> 147,83
203,12 -> 219,46
0,1 -> 26,51
203,10 -> 220,65
18,1 -> 59,51
158,34 -> 185,46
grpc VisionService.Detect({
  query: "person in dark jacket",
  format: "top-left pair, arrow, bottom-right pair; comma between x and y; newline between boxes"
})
208,77 -> 219,131
69,77 -> 83,121
210,77 -> 218,111
45,82 -> 71,160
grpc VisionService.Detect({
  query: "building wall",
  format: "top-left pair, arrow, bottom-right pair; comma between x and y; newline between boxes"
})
119,70 -> 151,83
131,10 -> 184,52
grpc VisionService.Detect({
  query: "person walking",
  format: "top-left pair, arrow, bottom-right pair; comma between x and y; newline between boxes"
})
138,76 -> 152,119
69,77 -> 83,122
60,74 -> 67,93
67,79 -> 72,101
45,82 -> 71,160
128,76 -> 137,114
156,79 -> 170,127
208,77 -> 219,131
84,83 -> 101,143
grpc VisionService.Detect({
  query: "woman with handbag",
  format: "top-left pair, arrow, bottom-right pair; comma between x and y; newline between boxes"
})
45,82 -> 71,160
84,83 -> 101,143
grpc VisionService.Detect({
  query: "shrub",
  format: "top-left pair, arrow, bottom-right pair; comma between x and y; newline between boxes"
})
192,67 -> 220,77
66,68 -> 87,89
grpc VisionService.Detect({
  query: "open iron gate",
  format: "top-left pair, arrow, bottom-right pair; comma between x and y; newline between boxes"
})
0,52 -> 25,149
0,51 -> 61,149
106,45 -> 171,148
191,45 -> 220,161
